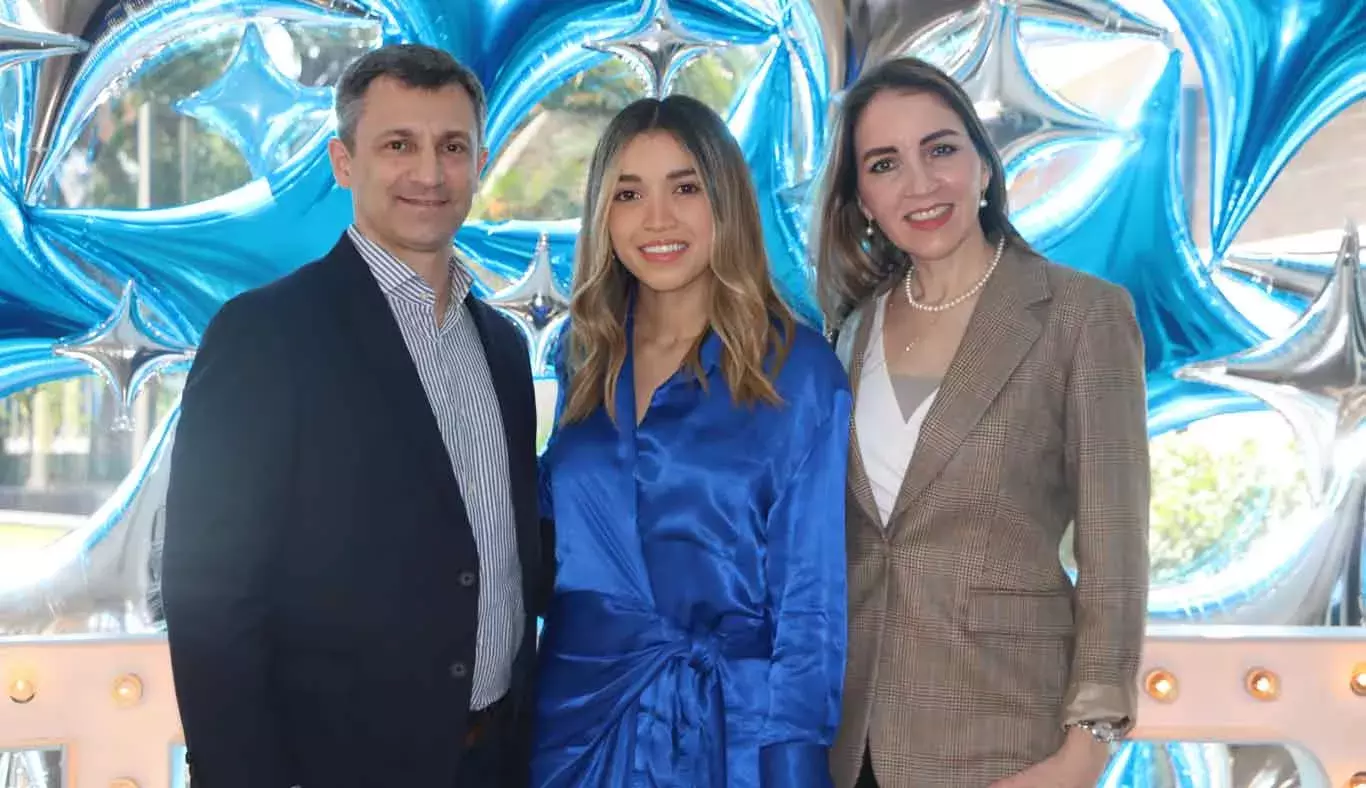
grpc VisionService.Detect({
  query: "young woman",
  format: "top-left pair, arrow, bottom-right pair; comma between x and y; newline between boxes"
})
530,95 -> 850,788
814,57 -> 1150,788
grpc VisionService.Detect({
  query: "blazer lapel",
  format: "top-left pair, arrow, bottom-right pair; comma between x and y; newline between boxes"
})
838,297 -> 885,529
888,246 -> 1050,525
324,235 -> 466,518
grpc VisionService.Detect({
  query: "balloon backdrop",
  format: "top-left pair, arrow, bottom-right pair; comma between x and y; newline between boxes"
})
0,0 -> 1361,784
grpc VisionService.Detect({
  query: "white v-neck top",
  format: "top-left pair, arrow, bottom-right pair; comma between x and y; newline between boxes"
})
856,292 -> 940,527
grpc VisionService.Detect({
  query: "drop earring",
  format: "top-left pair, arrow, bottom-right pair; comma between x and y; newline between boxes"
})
865,221 -> 874,237
979,196 -> 988,208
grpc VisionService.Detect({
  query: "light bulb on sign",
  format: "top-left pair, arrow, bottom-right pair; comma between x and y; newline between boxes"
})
7,676 -> 35,704
1244,668 -> 1280,700
112,673 -> 143,707
1350,664 -> 1366,697
1143,668 -> 1177,702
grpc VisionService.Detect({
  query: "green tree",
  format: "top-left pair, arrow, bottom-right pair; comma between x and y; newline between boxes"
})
1060,414 -> 1312,585
673,47 -> 763,114
57,21 -> 377,211
472,46 -> 765,222
1145,421 -> 1310,583
75,31 -> 245,209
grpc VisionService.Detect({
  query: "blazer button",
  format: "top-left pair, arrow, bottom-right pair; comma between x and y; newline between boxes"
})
449,662 -> 469,680
458,570 -> 476,588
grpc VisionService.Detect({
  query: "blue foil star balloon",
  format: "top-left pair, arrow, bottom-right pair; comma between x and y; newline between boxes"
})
1020,52 -> 1259,404
174,23 -> 335,177
1168,0 -> 1366,255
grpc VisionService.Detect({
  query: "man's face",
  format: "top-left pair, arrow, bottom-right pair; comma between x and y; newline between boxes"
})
328,76 -> 487,258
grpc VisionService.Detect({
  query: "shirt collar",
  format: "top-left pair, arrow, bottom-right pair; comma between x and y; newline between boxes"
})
347,225 -> 474,308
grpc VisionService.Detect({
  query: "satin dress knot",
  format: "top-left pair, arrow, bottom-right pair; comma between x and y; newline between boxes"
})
546,590 -> 773,785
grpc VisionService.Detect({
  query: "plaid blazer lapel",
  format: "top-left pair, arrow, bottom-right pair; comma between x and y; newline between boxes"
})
888,246 -> 1051,527
836,297 -> 883,529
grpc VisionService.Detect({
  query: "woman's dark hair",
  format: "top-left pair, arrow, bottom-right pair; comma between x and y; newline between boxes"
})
813,56 -> 1033,329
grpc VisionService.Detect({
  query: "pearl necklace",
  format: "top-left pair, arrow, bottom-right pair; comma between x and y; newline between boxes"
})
903,236 -> 1005,313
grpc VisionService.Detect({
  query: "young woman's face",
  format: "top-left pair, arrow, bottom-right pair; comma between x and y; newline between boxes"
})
608,131 -> 715,299
853,89 -> 991,264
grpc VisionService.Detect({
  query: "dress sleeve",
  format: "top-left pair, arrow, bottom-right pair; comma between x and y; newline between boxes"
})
759,385 -> 852,788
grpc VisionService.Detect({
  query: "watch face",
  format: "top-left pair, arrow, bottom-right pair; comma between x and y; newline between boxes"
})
1090,723 -> 1119,741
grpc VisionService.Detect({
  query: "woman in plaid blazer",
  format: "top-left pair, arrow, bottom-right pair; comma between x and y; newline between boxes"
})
812,56 -> 1151,788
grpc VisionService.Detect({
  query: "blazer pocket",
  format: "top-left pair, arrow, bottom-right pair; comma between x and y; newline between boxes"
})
965,589 -> 1075,638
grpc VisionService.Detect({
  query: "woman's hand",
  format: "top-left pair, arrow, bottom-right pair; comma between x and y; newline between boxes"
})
987,727 -> 1111,788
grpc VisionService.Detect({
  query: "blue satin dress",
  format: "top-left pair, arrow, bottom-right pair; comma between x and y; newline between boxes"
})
531,318 -> 851,788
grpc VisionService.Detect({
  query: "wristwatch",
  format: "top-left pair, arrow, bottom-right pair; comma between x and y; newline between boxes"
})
1067,718 -> 1129,743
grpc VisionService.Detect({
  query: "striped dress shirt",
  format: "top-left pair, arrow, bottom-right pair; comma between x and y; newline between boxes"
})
348,226 -> 525,711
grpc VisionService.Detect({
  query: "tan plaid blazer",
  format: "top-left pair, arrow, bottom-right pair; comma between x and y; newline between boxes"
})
830,247 -> 1150,788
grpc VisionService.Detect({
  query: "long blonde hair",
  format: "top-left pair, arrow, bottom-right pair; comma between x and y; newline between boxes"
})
813,56 -> 1032,333
560,95 -> 794,425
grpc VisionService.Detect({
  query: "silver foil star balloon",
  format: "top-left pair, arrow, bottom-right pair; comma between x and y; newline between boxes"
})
952,2 -> 1114,165
53,282 -> 195,431
1173,221 -> 1366,625
1219,244 -> 1343,300
1013,0 -> 1167,39
847,0 -> 981,72
584,0 -> 729,96
1221,253 -> 1331,300
1184,222 -> 1366,436
0,410 -> 177,635
295,0 -> 375,15
0,17 -> 86,71
848,0 -> 1166,76
487,233 -> 570,376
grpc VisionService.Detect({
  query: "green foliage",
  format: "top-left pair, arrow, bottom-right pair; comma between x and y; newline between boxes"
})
541,58 -> 645,113
76,31 -> 245,209
673,48 -> 763,114
472,46 -> 764,222
1060,414 -> 1312,585
1146,419 -> 1310,583
68,29 -> 760,221
472,109 -> 611,221
68,23 -> 377,210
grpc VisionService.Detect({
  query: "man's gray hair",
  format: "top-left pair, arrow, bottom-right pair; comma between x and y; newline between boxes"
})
334,43 -> 486,150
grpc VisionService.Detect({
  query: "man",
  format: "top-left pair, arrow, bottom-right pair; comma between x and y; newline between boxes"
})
161,43 -> 550,788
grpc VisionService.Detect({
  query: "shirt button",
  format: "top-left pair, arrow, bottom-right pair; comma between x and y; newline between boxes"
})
449,662 -> 468,679
458,570 -> 476,588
